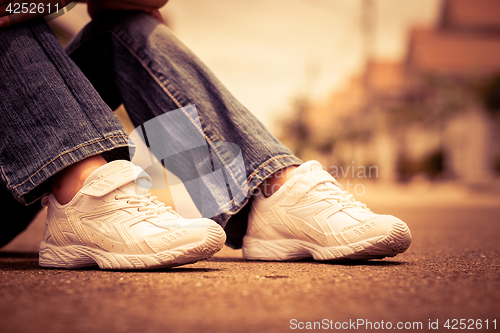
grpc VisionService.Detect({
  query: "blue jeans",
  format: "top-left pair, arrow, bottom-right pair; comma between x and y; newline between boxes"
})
0,11 -> 301,248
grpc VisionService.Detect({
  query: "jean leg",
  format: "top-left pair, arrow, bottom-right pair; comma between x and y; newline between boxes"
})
0,19 -> 132,247
66,12 -> 302,248
0,19 -> 131,206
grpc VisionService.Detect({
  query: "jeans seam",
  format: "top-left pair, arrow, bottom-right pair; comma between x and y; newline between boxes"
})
245,154 -> 300,186
0,164 -> 11,189
11,134 -> 129,192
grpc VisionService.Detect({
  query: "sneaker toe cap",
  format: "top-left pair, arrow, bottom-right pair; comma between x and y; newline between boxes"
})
145,219 -> 226,252
340,215 -> 411,245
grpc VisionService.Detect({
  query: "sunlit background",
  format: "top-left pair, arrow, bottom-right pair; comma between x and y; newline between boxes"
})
53,0 -> 441,131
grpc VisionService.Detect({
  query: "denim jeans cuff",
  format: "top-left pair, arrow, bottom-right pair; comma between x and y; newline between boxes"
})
9,134 -> 132,205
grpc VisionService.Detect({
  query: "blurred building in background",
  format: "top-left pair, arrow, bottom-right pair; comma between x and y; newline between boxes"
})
289,0 -> 500,185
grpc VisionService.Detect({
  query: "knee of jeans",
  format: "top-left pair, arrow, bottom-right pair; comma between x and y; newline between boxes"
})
67,10 -> 166,51
108,11 -> 174,42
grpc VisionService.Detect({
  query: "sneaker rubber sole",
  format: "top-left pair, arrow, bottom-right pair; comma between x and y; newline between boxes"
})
39,225 -> 226,270
242,222 -> 411,261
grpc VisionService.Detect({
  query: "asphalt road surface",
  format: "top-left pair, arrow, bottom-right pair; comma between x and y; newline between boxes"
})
1,204 -> 499,333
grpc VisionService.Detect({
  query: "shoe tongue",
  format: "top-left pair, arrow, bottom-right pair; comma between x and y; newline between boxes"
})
294,160 -> 342,189
83,160 -> 151,195
82,161 -> 118,187
118,177 -> 151,195
293,160 -> 324,175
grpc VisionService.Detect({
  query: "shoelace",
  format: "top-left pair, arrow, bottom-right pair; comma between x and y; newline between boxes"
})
116,193 -> 177,217
316,183 -> 369,210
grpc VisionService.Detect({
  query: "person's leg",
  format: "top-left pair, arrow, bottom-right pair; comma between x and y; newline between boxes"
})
0,155 -> 107,248
65,12 -> 411,260
0,18 -> 130,247
0,19 -> 226,269
51,155 -> 107,204
65,11 -> 302,249
0,19 -> 131,206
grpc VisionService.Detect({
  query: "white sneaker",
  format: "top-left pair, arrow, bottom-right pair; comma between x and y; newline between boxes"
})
39,160 -> 226,269
242,161 -> 411,261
